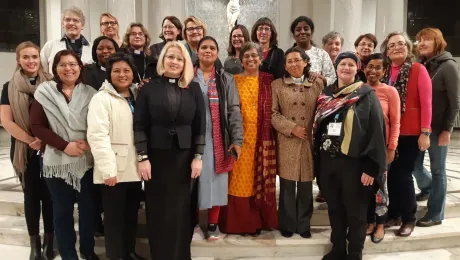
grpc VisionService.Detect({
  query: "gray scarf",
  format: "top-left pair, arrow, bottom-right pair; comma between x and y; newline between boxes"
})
34,81 -> 96,191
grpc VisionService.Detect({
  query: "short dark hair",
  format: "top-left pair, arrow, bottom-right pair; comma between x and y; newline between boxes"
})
52,50 -> 84,87
105,52 -> 138,85
92,36 -> 120,64
159,16 -> 183,41
251,17 -> 278,47
239,42 -> 263,61
284,46 -> 311,78
196,36 -> 219,66
290,16 -> 315,35
354,33 -> 378,49
367,53 -> 389,69
227,24 -> 250,56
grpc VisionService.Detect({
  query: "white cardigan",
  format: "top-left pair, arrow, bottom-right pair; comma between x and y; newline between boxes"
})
40,38 -> 93,74
87,81 -> 140,184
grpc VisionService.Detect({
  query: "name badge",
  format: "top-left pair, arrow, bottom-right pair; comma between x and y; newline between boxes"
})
327,122 -> 342,136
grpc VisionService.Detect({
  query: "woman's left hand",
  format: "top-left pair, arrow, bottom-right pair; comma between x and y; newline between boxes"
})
228,144 -> 242,160
191,158 -> 202,179
418,134 -> 430,151
361,173 -> 374,186
104,176 -> 117,186
76,139 -> 91,151
438,131 -> 451,146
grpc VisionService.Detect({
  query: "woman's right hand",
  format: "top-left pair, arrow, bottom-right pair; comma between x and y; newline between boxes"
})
292,125 -> 307,139
138,160 -> 151,180
64,142 -> 85,156
29,138 -> 42,151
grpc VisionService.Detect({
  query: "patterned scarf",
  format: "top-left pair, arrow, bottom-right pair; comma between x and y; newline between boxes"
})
381,59 -> 412,116
254,72 -> 277,209
197,67 -> 233,173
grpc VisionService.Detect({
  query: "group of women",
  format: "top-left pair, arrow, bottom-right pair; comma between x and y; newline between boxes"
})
0,5 -> 459,260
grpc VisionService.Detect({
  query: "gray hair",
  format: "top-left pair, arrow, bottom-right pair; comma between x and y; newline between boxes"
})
380,31 -> 414,61
239,42 -> 263,61
322,31 -> 344,46
62,6 -> 86,26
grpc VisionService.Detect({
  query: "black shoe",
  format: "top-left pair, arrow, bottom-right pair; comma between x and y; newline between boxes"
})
371,230 -> 385,244
81,253 -> 100,260
299,230 -> 311,238
125,252 -> 147,260
322,249 -> 347,260
280,230 -> 294,238
416,192 -> 430,201
42,233 -> 55,260
416,219 -> 442,227
208,223 -> 218,232
29,235 -> 41,260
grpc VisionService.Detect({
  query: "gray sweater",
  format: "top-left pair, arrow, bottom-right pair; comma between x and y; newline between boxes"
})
422,52 -> 460,133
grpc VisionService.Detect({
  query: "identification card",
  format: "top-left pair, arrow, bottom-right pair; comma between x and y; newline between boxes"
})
327,122 -> 342,136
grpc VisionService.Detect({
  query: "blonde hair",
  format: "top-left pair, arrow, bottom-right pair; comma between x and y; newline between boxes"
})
15,41 -> 45,72
100,13 -> 119,37
123,23 -> 151,56
62,6 -> 86,26
157,41 -> 194,88
183,16 -> 207,42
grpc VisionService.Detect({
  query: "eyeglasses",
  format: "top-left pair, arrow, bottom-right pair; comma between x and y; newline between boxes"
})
358,42 -> 375,48
232,34 -> 244,39
387,41 -> 407,50
165,54 -> 185,63
101,21 -> 118,27
257,27 -> 271,32
186,26 -> 203,33
286,59 -> 305,65
366,64 -> 383,71
242,53 -> 260,59
130,32 -> 145,37
57,62 -> 79,69
63,17 -> 81,24
163,25 -> 177,30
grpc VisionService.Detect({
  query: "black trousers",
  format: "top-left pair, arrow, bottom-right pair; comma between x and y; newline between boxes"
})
22,152 -> 54,236
319,153 -> 372,254
387,136 -> 420,224
102,181 -> 141,260
278,178 -> 313,233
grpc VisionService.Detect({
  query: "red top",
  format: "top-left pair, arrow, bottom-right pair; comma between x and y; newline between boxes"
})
30,86 -> 70,152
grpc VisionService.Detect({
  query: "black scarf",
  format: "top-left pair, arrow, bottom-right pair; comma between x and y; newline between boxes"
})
381,59 -> 412,116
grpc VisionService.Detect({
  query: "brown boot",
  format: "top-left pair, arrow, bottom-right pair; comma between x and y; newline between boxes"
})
397,223 -> 415,237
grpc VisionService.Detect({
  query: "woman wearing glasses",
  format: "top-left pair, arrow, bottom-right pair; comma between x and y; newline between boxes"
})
251,17 -> 284,79
224,24 -> 250,75
381,32 -> 432,237
121,23 -> 156,83
183,16 -> 207,65
354,33 -> 378,82
100,13 -> 125,48
150,16 -> 183,63
40,6 -> 93,74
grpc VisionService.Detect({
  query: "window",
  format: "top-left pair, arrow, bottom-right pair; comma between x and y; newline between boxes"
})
407,0 -> 460,56
0,0 -> 40,52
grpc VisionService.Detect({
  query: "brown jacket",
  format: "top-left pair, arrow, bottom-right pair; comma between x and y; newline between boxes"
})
271,77 -> 324,182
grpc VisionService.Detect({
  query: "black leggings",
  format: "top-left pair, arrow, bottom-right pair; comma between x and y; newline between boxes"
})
16,150 -> 54,236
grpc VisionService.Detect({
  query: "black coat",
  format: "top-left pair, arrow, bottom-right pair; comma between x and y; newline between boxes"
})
133,77 -> 206,154
82,63 -> 106,90
260,45 -> 285,79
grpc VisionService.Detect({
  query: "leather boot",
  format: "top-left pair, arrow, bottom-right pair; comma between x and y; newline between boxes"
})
29,235 -> 41,260
42,233 -> 55,260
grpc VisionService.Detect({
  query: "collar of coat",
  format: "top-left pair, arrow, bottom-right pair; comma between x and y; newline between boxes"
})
99,80 -> 138,100
283,75 -> 313,87
60,34 -> 90,46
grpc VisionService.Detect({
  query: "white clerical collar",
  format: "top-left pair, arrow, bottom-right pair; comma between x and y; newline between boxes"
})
100,66 -> 106,71
290,75 -> 305,84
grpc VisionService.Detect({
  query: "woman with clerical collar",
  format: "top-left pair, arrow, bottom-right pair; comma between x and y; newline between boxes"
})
40,6 -> 93,75
83,36 -> 120,90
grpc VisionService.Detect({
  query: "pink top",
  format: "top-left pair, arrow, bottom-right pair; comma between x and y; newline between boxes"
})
371,83 -> 401,150
389,64 -> 432,130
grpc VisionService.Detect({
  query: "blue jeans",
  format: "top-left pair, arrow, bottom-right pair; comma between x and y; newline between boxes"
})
412,134 -> 448,221
45,169 -> 95,260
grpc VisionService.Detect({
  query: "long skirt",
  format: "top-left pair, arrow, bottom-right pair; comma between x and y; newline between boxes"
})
145,143 -> 193,260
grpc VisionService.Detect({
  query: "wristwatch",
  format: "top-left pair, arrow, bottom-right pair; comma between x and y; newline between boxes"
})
137,154 -> 148,162
421,131 -> 431,137
194,154 -> 202,160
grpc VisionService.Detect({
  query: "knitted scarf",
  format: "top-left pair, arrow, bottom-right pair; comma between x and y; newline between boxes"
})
253,72 -> 277,210
34,81 -> 96,191
197,67 -> 233,173
8,69 -> 53,180
381,59 -> 412,116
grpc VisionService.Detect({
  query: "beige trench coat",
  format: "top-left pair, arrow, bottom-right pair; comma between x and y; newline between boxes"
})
271,77 -> 324,182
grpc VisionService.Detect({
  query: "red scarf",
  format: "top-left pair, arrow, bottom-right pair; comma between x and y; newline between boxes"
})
254,72 -> 277,209
196,67 -> 233,173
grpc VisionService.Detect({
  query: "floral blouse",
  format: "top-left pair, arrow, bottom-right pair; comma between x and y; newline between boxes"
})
305,46 -> 337,86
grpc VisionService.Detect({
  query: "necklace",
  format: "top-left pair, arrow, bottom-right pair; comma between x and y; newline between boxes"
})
62,87 -> 73,101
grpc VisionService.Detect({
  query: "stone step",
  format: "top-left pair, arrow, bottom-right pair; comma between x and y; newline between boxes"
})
2,214 -> 460,258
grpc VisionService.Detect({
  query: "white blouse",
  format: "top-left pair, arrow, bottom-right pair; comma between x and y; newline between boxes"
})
305,46 -> 337,86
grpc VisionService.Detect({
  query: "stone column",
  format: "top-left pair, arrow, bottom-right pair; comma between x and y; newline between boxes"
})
333,0 -> 363,52
375,0 -> 406,50
45,0 -> 62,42
311,0 -> 335,47
107,0 -> 136,41
361,0 -> 377,35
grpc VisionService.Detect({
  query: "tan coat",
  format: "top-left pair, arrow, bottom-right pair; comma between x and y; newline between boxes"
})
271,77 -> 324,182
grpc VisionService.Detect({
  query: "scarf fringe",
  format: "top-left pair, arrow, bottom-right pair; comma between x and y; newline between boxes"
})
42,157 -> 93,192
